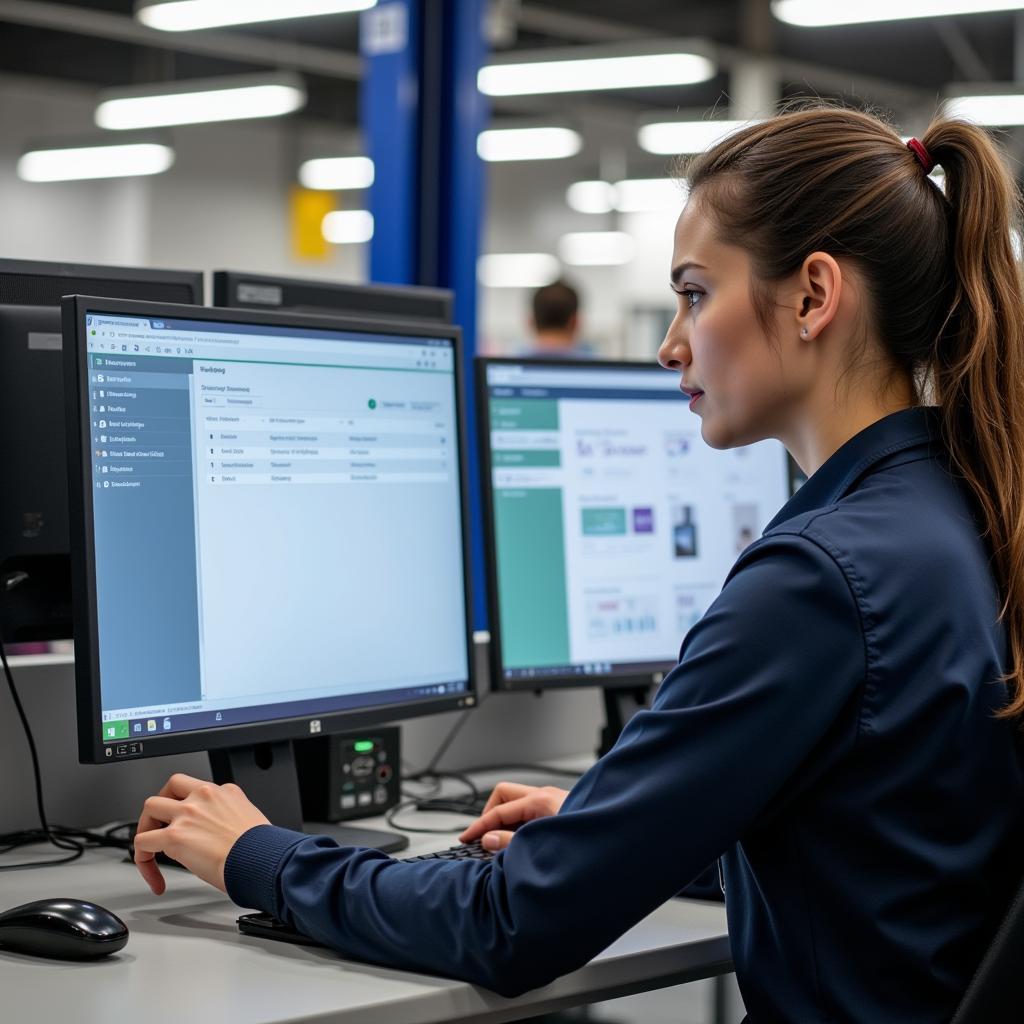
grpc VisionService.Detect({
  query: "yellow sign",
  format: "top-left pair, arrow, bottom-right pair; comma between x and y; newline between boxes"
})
290,186 -> 334,261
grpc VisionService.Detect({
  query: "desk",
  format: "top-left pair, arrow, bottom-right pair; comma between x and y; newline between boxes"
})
0,838 -> 731,1024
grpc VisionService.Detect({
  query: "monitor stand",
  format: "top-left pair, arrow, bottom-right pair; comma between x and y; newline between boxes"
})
209,741 -> 409,854
597,686 -> 652,758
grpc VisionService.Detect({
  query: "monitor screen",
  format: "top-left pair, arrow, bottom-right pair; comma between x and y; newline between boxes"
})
479,358 -> 794,691
67,298 -> 473,764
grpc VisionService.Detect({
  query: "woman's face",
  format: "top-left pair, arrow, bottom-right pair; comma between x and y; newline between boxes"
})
658,199 -> 801,450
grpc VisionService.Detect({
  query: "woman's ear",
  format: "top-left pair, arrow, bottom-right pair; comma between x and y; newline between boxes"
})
795,251 -> 842,341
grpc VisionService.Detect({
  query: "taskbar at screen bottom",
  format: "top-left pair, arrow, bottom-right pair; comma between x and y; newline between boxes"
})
101,678 -> 470,745
501,659 -> 677,686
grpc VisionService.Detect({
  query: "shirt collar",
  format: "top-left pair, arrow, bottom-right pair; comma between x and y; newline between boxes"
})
766,406 -> 941,532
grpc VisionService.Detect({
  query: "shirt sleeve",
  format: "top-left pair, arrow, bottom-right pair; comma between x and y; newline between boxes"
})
224,531 -> 866,997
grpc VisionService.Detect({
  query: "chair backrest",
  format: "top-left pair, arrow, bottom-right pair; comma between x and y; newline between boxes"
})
949,873 -> 1024,1023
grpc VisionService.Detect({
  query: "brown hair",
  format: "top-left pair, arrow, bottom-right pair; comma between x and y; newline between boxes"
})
683,105 -> 1024,719
532,279 -> 579,331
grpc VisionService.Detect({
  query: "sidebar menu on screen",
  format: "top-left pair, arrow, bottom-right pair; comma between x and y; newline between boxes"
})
87,349 -> 202,716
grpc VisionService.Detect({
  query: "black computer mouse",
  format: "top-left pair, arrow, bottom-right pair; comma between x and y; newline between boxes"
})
0,898 -> 128,960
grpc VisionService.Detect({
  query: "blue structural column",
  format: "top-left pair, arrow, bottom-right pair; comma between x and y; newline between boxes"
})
361,0 -> 490,628
360,0 -> 421,286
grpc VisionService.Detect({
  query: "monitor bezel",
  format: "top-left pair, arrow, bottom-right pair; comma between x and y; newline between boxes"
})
0,258 -> 203,306
212,270 -> 453,324
65,294 -> 476,765
476,355 -> 688,695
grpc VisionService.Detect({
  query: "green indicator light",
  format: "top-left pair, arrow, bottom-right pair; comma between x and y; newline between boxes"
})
353,740 -> 374,753
367,399 -> 377,410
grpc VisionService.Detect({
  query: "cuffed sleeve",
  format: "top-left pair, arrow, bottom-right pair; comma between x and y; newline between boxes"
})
224,824 -> 309,912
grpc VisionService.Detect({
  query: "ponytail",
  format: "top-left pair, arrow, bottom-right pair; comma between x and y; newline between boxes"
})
922,121 -> 1024,719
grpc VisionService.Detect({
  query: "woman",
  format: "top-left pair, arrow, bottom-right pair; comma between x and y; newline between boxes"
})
134,107 -> 1024,1022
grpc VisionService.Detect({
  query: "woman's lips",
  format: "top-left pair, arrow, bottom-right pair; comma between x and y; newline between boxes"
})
683,388 -> 704,410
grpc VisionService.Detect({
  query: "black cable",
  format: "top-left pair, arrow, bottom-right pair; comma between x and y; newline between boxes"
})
384,799 -> 475,835
0,572 -> 132,869
448,761 -> 584,780
414,707 -> 476,777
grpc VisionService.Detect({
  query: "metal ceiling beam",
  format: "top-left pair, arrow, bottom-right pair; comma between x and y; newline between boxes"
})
933,19 -> 991,82
515,4 -> 648,44
0,0 -> 362,80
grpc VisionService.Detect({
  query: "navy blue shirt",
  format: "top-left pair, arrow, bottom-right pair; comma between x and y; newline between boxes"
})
225,407 -> 1024,1022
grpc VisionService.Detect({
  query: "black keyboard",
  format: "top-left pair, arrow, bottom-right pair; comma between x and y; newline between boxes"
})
400,838 -> 493,862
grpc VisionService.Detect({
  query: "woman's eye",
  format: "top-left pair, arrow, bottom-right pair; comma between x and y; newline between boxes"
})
680,288 -> 703,309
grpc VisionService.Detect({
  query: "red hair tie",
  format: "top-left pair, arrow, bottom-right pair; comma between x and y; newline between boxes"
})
906,137 -> 935,174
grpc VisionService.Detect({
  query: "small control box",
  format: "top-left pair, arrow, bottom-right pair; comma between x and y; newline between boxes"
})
294,727 -> 401,823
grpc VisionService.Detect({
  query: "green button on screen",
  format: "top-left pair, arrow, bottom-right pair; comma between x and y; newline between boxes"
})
353,740 -> 374,753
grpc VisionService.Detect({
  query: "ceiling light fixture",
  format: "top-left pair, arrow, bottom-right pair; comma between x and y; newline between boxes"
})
772,0 -> 1024,27
944,90 -> 1024,124
479,42 -> 715,97
17,142 -> 175,182
322,210 -> 374,244
566,178 -> 689,214
477,254 -> 560,288
96,72 -> 306,130
638,119 -> 752,154
136,0 -> 376,32
299,156 -> 374,190
566,180 -> 617,214
477,127 -> 582,162
559,231 -> 635,266
613,178 -> 688,213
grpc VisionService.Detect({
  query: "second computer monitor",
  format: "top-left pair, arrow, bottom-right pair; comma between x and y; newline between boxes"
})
213,271 -> 453,325
478,358 -> 794,692
0,259 -> 203,641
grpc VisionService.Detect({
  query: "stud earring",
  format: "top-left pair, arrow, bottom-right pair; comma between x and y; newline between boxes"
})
801,327 -> 809,338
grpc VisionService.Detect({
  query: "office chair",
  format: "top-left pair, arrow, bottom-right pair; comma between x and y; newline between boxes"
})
949,873 -> 1024,1022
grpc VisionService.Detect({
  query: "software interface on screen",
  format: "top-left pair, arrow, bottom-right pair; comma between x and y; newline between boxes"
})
484,362 -> 792,683
83,311 -> 469,746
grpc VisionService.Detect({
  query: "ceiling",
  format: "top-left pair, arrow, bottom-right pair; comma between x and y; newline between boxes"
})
0,1 -> 1021,133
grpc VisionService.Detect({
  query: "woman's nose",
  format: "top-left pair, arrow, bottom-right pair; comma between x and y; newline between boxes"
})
658,325 -> 690,371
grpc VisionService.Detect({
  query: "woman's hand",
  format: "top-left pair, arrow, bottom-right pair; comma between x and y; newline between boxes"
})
133,774 -> 270,896
459,782 -> 569,852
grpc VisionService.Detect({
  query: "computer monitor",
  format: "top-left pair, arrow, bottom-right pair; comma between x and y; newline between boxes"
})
63,295 -> 474,846
0,260 -> 203,642
477,358 -> 795,744
213,271 -> 453,324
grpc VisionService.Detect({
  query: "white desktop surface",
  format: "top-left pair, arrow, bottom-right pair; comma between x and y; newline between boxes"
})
0,834 -> 730,1024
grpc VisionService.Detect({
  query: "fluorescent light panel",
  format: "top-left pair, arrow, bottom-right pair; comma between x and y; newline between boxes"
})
477,254 -> 560,288
559,231 -> 635,266
136,0 -> 376,32
772,0 -> 1024,27
567,177 -> 688,213
479,52 -> 715,97
299,156 -> 374,190
477,127 -> 581,162
945,93 -> 1024,124
322,210 -> 374,244
96,73 -> 306,130
18,143 -> 174,182
615,177 -> 688,212
638,119 -> 751,154
566,180 -> 616,214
